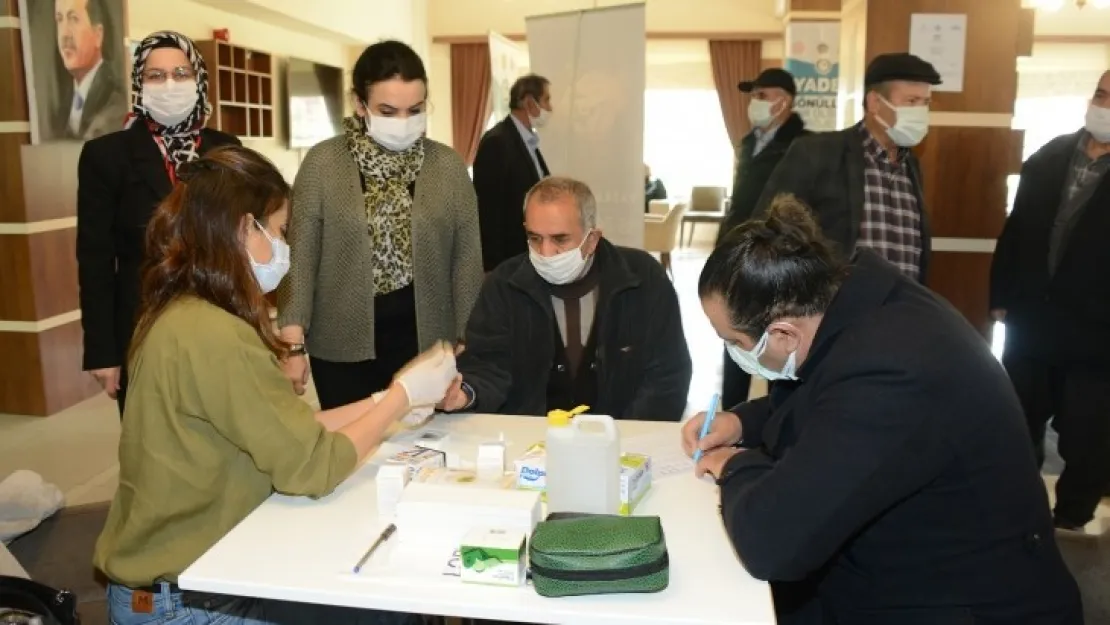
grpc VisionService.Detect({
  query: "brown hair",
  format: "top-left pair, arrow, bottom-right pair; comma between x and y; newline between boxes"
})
130,145 -> 290,363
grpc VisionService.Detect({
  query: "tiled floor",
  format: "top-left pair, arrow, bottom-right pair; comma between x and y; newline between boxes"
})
0,241 -> 1104,541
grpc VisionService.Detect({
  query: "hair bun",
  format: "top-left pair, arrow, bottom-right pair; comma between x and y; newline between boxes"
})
175,159 -> 217,182
761,193 -> 824,255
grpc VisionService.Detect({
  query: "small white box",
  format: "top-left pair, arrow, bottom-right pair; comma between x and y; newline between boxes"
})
412,429 -> 450,451
412,467 -> 515,489
395,482 -> 542,544
513,442 -> 546,491
375,464 -> 410,518
476,441 -> 507,482
385,447 -> 446,480
460,527 -> 526,587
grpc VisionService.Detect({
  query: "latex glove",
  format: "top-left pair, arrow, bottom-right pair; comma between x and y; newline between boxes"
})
395,342 -> 458,407
372,390 -> 435,427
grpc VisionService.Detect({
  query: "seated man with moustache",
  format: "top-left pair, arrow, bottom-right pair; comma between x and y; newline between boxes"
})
439,176 -> 692,420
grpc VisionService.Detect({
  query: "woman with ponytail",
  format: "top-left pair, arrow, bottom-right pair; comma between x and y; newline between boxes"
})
682,194 -> 1080,624
94,145 -> 448,625
77,31 -> 240,414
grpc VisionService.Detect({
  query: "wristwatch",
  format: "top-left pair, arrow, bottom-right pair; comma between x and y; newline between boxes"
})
287,343 -> 306,356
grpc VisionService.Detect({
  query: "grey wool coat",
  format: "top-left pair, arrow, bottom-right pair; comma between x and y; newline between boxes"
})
276,136 -> 484,362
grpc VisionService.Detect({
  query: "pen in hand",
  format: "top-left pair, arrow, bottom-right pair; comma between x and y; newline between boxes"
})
692,393 -> 720,464
352,523 -> 397,573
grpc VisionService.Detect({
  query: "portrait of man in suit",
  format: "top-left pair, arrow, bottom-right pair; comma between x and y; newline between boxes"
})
19,0 -> 129,143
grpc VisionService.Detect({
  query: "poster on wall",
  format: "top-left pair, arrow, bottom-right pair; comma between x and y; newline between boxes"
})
526,4 -> 646,249
18,0 -> 130,144
488,31 -> 527,123
785,21 -> 840,132
909,13 -> 966,93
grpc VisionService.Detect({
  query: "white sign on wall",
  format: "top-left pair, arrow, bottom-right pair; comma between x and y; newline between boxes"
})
785,21 -> 841,132
525,3 -> 647,249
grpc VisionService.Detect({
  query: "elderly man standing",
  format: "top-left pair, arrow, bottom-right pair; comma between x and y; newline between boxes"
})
754,53 -> 940,283
439,177 -> 692,421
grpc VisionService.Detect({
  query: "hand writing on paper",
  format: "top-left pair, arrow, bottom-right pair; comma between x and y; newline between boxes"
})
681,411 -> 742,457
695,447 -> 742,480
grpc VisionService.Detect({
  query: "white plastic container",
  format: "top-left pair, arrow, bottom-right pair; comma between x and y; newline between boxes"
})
544,410 -> 621,515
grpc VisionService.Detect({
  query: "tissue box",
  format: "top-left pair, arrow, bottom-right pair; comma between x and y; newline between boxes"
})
413,467 -> 516,489
375,464 -> 410,518
513,443 -> 652,515
460,527 -> 526,587
395,481 -> 542,543
385,447 -> 446,480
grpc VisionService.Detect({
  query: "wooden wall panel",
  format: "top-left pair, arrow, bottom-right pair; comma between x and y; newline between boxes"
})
0,229 -> 79,322
762,58 -> 783,70
0,320 -> 98,416
864,0 -> 1022,114
0,0 -> 18,17
790,0 -> 842,10
914,126 -> 1011,238
21,142 -> 83,221
0,26 -> 29,122
0,133 -> 28,222
926,251 -> 993,338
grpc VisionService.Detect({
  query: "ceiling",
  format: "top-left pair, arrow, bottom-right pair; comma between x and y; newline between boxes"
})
188,0 -> 421,44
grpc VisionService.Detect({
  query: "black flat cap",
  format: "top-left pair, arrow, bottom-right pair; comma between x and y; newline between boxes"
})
738,68 -> 797,97
864,53 -> 942,87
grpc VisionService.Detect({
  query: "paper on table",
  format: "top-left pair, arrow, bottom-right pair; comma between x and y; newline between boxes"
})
622,431 -> 694,479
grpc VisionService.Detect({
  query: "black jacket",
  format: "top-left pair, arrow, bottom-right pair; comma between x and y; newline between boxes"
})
76,123 -> 240,371
716,252 -> 1080,625
990,129 -> 1110,364
754,124 -> 931,282
457,239 -> 692,421
473,115 -> 547,271
719,112 -> 810,244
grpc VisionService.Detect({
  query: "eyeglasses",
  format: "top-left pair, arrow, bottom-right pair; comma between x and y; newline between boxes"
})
141,66 -> 196,83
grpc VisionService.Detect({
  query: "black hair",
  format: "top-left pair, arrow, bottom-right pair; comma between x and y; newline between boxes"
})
351,40 -> 427,101
698,194 -> 847,337
86,0 -> 106,26
509,74 -> 550,109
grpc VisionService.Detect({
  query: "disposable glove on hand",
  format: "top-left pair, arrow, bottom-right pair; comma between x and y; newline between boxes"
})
395,342 -> 458,407
372,390 -> 435,427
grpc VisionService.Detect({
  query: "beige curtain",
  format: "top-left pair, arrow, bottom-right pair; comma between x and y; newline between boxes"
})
708,40 -> 764,147
450,43 -> 492,165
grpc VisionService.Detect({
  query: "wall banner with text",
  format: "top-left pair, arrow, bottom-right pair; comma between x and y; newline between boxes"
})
785,21 -> 840,132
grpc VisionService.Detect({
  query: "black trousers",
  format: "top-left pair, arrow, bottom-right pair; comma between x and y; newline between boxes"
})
722,347 -> 753,409
1003,351 -> 1110,525
310,286 -> 420,410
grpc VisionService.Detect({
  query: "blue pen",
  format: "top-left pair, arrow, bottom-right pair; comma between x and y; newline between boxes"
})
693,393 -> 720,463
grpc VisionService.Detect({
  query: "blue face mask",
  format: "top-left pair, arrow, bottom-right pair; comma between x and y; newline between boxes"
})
247,220 -> 290,294
726,331 -> 798,381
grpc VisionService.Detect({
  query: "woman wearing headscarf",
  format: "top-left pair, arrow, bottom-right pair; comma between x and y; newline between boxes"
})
277,40 -> 483,408
77,31 -> 239,414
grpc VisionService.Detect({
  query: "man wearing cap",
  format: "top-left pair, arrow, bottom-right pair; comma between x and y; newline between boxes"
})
754,53 -> 941,283
718,67 -> 810,409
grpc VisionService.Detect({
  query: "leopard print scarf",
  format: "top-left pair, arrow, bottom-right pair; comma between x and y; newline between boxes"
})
343,115 -> 425,295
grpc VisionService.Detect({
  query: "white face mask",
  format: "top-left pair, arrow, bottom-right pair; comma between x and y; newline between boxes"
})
1086,103 -> 1110,143
248,220 -> 290,294
747,99 -> 780,129
530,230 -> 593,285
725,332 -> 798,381
529,101 -> 552,129
142,79 -> 198,127
367,112 -> 426,151
877,95 -> 930,147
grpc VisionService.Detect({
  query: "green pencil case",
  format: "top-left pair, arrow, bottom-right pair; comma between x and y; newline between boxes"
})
528,513 -> 669,598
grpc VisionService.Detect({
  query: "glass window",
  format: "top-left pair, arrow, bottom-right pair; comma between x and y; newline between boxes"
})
642,89 -> 734,200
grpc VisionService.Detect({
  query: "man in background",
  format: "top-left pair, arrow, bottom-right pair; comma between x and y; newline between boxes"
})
990,70 -> 1110,532
644,163 -> 667,212
754,53 -> 940,283
473,74 -> 553,272
441,177 -> 692,421
717,67 -> 810,408
53,0 -> 126,141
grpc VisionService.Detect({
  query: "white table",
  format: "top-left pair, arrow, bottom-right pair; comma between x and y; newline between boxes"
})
180,414 -> 775,625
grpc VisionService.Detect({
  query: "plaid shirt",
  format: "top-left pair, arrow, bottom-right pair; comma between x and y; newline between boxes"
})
856,124 -> 924,281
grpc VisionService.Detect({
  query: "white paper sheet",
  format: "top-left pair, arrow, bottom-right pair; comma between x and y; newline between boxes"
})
622,431 -> 694,480
909,13 -> 967,93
